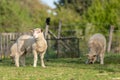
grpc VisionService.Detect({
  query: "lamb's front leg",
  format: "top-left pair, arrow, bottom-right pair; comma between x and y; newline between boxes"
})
33,50 -> 38,67
40,52 -> 46,68
100,53 -> 104,64
15,55 -> 20,67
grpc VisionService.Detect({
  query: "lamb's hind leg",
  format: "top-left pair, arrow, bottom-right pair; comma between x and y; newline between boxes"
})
40,52 -> 46,68
100,53 -> 104,64
20,54 -> 26,67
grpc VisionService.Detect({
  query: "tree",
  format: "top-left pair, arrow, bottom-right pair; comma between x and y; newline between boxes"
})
82,0 -> 120,36
56,0 -> 92,15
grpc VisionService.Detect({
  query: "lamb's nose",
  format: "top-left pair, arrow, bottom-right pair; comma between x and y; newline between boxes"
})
89,62 -> 93,64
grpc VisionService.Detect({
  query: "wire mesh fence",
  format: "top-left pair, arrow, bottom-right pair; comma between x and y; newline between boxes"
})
46,37 -> 80,58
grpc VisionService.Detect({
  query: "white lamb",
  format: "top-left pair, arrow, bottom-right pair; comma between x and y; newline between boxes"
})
10,28 -> 47,67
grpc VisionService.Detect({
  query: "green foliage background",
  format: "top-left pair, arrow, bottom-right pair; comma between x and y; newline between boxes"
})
1,0 -> 120,34
0,0 -> 48,32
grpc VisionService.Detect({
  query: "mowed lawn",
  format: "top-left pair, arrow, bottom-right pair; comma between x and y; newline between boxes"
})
0,53 -> 120,80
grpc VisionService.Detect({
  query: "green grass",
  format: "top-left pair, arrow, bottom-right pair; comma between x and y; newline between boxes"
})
0,53 -> 120,80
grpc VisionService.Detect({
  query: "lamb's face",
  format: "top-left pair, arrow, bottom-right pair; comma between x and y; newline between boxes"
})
32,28 -> 43,39
88,54 -> 96,64
86,51 -> 97,64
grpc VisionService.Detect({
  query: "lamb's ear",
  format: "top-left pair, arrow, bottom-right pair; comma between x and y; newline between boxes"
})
38,28 -> 43,33
41,29 -> 43,32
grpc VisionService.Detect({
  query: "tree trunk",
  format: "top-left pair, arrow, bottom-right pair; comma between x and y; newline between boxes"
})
107,25 -> 114,53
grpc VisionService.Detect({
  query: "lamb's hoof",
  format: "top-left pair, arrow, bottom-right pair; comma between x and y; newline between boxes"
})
100,62 -> 104,65
33,66 -> 36,67
16,65 -> 19,67
100,63 -> 104,65
42,66 -> 46,68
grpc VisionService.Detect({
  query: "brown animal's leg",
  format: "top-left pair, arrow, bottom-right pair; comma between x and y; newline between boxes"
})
40,52 -> 46,68
33,50 -> 38,67
15,55 -> 20,67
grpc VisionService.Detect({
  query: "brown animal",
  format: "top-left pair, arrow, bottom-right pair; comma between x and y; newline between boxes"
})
86,33 -> 106,64
10,28 -> 47,67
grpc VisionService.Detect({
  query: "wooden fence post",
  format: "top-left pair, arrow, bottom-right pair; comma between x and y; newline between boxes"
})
58,20 -> 62,38
45,17 -> 50,39
0,33 -> 2,61
107,25 -> 114,53
57,21 -> 62,57
45,17 -> 50,60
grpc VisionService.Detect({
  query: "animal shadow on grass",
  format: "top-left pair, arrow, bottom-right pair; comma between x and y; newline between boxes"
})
104,54 -> 120,64
93,54 -> 120,73
47,54 -> 120,73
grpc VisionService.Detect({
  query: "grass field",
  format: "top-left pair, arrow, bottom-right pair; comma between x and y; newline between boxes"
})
0,53 -> 120,80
